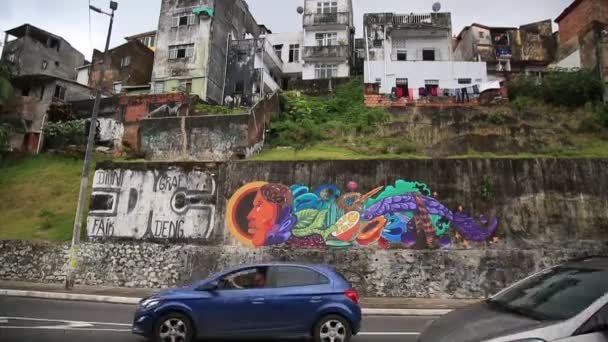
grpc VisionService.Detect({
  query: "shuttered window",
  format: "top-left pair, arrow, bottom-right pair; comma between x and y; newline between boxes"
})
169,44 -> 194,60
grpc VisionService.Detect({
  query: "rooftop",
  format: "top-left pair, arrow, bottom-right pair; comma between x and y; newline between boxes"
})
555,0 -> 583,23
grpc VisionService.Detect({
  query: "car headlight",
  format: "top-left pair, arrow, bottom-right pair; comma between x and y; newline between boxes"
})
140,298 -> 161,309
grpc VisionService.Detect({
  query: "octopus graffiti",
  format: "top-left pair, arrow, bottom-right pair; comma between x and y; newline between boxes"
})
226,180 -> 499,249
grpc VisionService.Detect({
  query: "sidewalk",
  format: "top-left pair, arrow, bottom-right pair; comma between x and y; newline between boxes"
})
0,280 -> 478,316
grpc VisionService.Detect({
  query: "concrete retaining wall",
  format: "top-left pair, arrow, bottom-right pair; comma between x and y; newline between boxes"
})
1,158 -> 608,298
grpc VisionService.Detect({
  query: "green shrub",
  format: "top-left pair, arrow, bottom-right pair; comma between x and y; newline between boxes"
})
511,96 -> 536,113
596,104 -> 608,128
43,120 -> 86,149
508,70 -> 603,107
479,176 -> 496,202
487,111 -> 506,125
271,78 -> 391,147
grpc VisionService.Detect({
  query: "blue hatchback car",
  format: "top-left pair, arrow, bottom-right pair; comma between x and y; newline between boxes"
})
133,263 -> 362,342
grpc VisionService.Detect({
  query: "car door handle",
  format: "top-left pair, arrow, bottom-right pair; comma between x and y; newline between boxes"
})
310,296 -> 323,303
251,297 -> 265,304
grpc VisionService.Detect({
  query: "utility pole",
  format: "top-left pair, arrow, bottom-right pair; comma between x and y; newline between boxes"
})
65,1 -> 118,290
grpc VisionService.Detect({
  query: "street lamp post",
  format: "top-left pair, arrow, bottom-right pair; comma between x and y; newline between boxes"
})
65,1 -> 118,290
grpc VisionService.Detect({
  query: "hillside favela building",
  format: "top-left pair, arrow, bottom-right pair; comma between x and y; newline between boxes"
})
363,12 -> 488,100
1,24 -> 91,153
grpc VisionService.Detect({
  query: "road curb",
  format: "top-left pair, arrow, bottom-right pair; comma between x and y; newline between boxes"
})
0,289 -> 451,316
0,289 -> 141,305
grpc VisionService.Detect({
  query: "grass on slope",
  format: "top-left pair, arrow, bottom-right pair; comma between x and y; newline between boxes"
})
0,154 -> 103,241
249,144 -> 428,161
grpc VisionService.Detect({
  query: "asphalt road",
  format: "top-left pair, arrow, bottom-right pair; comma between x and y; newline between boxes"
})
0,296 -> 436,342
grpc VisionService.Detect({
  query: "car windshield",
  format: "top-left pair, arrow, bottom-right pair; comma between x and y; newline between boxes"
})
488,266 -> 608,321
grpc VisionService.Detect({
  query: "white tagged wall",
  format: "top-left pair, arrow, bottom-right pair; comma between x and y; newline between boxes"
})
87,168 -> 216,240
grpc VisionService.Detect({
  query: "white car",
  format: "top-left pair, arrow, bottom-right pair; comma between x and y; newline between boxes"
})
419,256 -> 608,342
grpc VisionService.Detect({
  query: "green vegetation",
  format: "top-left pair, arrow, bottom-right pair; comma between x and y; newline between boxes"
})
271,78 -> 391,148
508,70 -> 603,107
250,144 -> 427,161
0,154 -> 111,241
479,176 -> 496,202
43,120 -> 86,149
192,103 -> 249,115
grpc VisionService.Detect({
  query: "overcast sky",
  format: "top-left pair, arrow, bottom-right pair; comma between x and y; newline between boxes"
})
0,0 -> 573,60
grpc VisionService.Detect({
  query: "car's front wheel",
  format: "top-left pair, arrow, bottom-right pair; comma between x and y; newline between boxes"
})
314,314 -> 352,342
153,312 -> 193,342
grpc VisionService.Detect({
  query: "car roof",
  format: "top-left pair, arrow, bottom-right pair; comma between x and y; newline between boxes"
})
221,263 -> 342,277
562,256 -> 608,270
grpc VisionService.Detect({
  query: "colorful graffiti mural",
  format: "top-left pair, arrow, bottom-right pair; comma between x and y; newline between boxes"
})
226,180 -> 499,249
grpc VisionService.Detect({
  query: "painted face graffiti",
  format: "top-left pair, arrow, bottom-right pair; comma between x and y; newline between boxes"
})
226,180 -> 500,249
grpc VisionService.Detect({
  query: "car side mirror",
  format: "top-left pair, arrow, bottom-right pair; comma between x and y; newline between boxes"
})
198,280 -> 219,292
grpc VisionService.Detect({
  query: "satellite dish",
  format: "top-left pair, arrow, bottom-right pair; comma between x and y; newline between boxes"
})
432,2 -> 441,12
297,6 -> 304,14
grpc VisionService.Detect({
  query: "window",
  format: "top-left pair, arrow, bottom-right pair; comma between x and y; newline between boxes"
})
237,51 -> 248,63
487,266 -> 608,321
55,61 -> 60,67
267,267 -> 329,288
235,81 -> 244,94
180,79 -> 192,94
422,49 -> 436,61
169,44 -> 194,60
315,64 -> 337,79
576,304 -> 608,336
141,36 -> 155,48
396,50 -> 407,61
172,13 -> 196,27
48,38 -> 60,51
7,53 -> 16,64
478,31 -> 485,39
21,86 -> 30,97
317,1 -> 338,14
53,85 -> 67,101
273,45 -> 283,60
316,32 -> 338,46
288,44 -> 300,63
218,267 -> 268,290
153,82 -> 165,94
113,82 -> 122,93
396,78 -> 408,86
41,60 -> 48,70
458,78 -> 472,85
121,56 -> 131,67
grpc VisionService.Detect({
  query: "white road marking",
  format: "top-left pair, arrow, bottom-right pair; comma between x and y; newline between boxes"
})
0,317 -> 131,327
0,316 -> 422,336
359,332 -> 421,336
0,326 -> 131,332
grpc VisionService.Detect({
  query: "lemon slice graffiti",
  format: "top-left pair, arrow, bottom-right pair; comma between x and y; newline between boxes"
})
331,211 -> 361,242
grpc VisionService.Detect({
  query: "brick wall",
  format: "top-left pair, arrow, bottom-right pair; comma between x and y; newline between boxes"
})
558,0 -> 608,44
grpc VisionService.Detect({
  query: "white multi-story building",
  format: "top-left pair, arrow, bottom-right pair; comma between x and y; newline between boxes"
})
267,0 -> 355,81
363,12 -> 488,99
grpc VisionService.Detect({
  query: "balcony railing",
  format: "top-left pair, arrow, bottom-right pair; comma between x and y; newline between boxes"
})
303,12 -> 350,27
392,13 -> 432,25
303,45 -> 351,62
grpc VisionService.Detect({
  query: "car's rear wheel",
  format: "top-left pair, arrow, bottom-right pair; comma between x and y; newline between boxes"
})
153,312 -> 193,342
314,314 -> 352,342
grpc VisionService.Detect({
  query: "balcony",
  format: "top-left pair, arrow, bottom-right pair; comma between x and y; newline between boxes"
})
303,45 -> 351,62
303,12 -> 350,29
364,13 -> 451,29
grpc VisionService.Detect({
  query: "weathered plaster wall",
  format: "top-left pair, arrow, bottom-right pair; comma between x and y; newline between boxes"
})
90,41 -> 154,95
88,164 -> 219,242
2,33 -> 85,81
